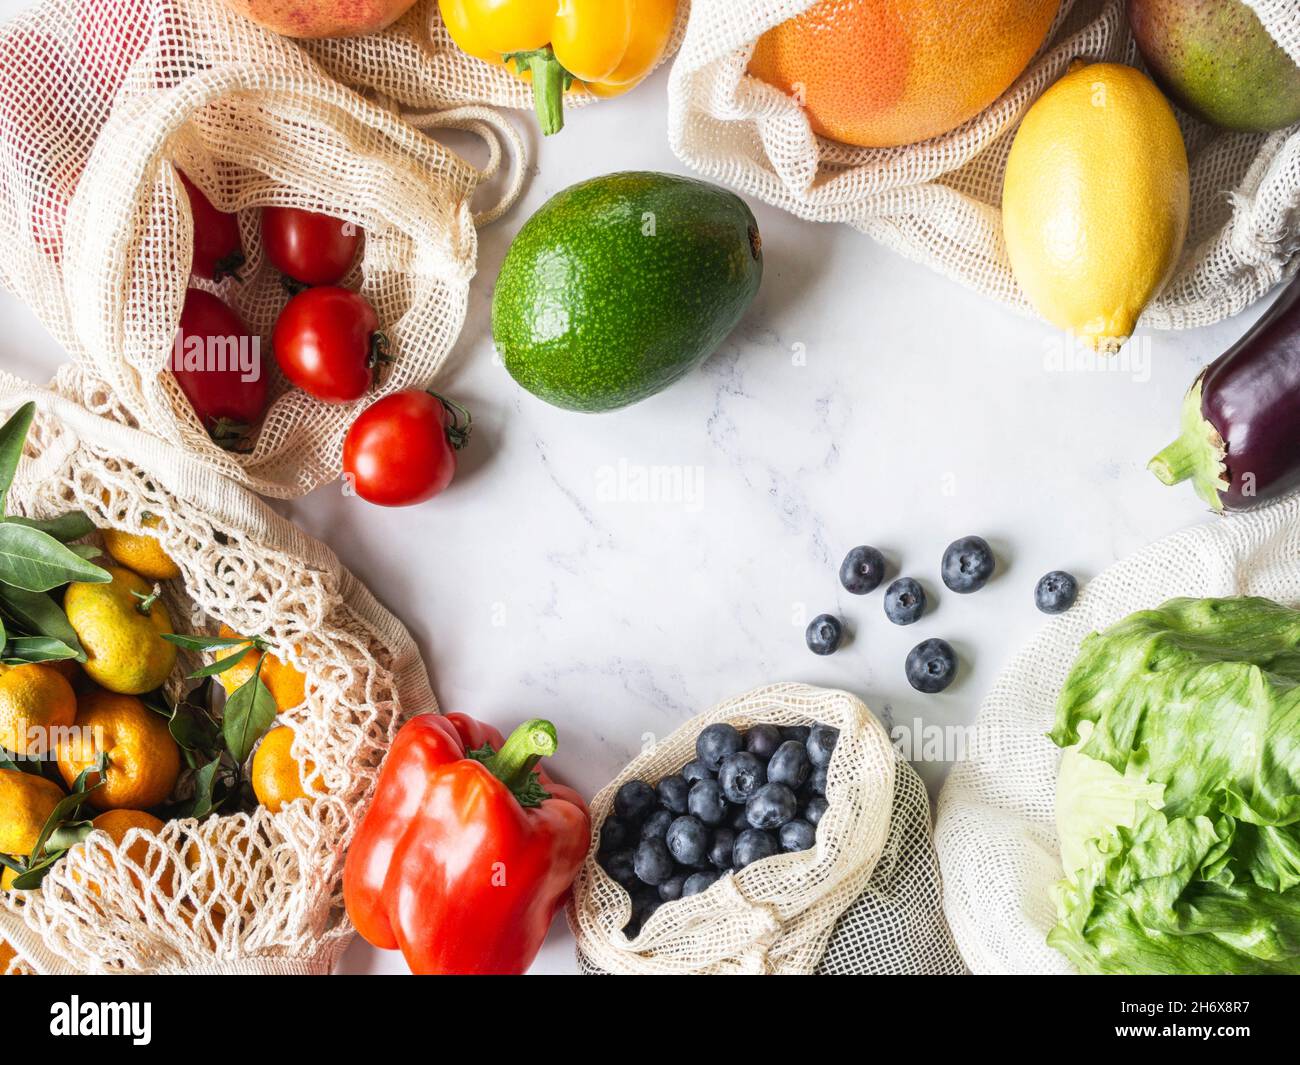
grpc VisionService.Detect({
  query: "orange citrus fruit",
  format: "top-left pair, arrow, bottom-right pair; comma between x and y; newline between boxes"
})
215,625 -> 306,713
0,663 -> 76,757
102,515 -> 181,582
748,0 -> 1061,148
252,726 -> 321,813
55,690 -> 181,811
0,768 -> 64,855
0,937 -> 19,974
81,809 -> 170,896
64,565 -> 176,694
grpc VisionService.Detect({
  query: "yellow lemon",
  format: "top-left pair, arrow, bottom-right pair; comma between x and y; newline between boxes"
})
1003,61 -> 1189,352
0,768 -> 64,856
0,663 -> 76,757
102,516 -> 181,582
64,565 -> 176,694
251,726 -> 321,813
215,625 -> 306,713
55,690 -> 181,811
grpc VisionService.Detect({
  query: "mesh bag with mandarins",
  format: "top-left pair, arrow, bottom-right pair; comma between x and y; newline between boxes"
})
667,0 -> 1300,330
0,378 -> 437,974
0,0 -> 526,499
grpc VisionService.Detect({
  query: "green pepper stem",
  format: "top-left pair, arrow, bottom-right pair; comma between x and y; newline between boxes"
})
503,47 -> 573,136
481,719 -> 558,793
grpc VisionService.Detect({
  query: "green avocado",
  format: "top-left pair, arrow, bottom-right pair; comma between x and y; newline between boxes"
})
491,172 -> 763,413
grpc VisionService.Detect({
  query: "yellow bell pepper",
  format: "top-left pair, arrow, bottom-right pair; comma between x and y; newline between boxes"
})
438,0 -> 677,135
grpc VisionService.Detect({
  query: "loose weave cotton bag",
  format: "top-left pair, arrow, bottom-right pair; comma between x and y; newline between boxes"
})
934,494 -> 1300,974
0,0 -> 524,498
0,372 -> 436,974
667,0 -> 1300,330
569,682 -> 963,975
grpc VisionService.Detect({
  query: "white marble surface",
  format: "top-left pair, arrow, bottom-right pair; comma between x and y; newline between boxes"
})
0,0 -> 1281,974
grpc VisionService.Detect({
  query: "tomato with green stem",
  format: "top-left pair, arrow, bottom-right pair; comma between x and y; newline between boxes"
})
261,206 -> 361,286
342,390 -> 471,506
171,289 -> 268,449
179,170 -> 244,282
273,286 -> 386,403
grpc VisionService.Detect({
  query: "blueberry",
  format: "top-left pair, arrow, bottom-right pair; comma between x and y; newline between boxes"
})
599,815 -> 634,855
839,545 -> 887,595
718,750 -> 767,804
941,535 -> 995,594
682,870 -> 721,897
1035,570 -> 1079,614
744,724 -> 783,761
730,804 -> 753,832
733,828 -> 779,869
805,613 -> 843,655
614,779 -> 657,823
626,885 -> 661,934
690,779 -> 731,826
601,848 -> 639,890
906,638 -> 958,693
803,796 -> 829,826
634,837 -> 675,886
658,873 -> 687,902
779,819 -> 817,853
639,809 -> 674,842
681,759 -> 714,785
666,815 -> 712,867
806,724 -> 838,767
807,765 -> 828,796
883,577 -> 926,625
656,774 -> 690,814
709,828 -> 736,870
746,782 -> 798,830
696,723 -> 743,771
780,725 -> 811,744
767,740 -> 811,789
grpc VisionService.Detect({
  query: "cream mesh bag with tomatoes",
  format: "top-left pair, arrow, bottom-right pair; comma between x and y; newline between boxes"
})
0,0 -> 525,499
568,683 -> 965,975
0,376 -> 437,974
667,0 -> 1300,329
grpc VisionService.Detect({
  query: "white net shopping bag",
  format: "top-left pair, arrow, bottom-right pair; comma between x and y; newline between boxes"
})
0,372 -> 436,974
0,0 -> 525,498
569,682 -> 963,975
934,494 -> 1300,974
667,0 -> 1300,329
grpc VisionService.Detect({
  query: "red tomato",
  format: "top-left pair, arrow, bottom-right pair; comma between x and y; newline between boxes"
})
171,288 -> 268,448
179,170 -> 244,282
273,286 -> 383,403
342,390 -> 471,507
76,0 -> 153,98
261,206 -> 362,286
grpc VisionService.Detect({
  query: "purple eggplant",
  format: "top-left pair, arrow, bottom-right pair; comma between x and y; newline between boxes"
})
1149,275 -> 1300,511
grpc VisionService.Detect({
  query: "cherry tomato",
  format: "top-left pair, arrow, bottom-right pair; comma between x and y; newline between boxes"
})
179,170 -> 244,282
342,390 -> 471,507
171,288 -> 268,448
261,206 -> 362,286
273,286 -> 384,403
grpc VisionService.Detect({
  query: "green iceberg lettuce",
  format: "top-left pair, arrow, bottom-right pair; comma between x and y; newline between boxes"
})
1049,596 -> 1300,974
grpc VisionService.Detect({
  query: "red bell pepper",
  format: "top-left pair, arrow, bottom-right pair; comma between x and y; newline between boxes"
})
343,712 -> 591,975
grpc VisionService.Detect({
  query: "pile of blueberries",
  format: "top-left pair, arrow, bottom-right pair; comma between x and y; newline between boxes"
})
598,720 -> 836,936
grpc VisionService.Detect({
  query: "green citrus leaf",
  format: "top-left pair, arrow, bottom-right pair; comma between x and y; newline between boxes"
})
0,523 -> 111,592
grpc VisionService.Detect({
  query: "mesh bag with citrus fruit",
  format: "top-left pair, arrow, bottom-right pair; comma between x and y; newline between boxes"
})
0,379 -> 435,974
667,0 -> 1300,335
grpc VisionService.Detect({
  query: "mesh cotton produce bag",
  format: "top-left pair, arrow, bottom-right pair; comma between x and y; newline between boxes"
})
569,683 -> 963,975
0,374 -> 436,974
668,0 -> 1300,329
934,494 -> 1300,974
0,0 -> 524,498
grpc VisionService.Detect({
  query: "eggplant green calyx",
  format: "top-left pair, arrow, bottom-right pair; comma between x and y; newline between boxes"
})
1147,376 -> 1229,511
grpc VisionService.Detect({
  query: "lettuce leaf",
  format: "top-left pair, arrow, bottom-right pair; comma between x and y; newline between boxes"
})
1049,596 -> 1300,974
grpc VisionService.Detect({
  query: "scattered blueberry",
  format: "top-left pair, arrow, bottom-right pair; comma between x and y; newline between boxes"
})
733,828 -> 779,869
599,815 -> 634,855
658,874 -> 686,902
639,809 -> 674,843
613,779 -> 657,823
688,779 -> 729,826
883,577 -> 926,625
709,827 -> 736,870
803,796 -> 828,826
744,724 -> 783,761
808,765 -> 828,796
656,774 -> 690,814
633,838 -> 675,886
906,638 -> 958,693
681,759 -> 714,785
839,545 -> 887,595
718,750 -> 767,804
779,819 -> 817,853
601,848 -> 639,890
807,724 -> 838,767
746,782 -> 798,830
941,535 -> 996,594
1035,570 -> 1079,614
696,723 -> 743,771
767,740 -> 811,790
666,815 -> 712,867
780,725 -> 811,744
805,613 -> 843,655
682,870 -> 721,897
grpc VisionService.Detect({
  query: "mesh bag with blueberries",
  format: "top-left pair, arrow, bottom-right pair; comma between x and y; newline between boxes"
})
567,683 -> 964,975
